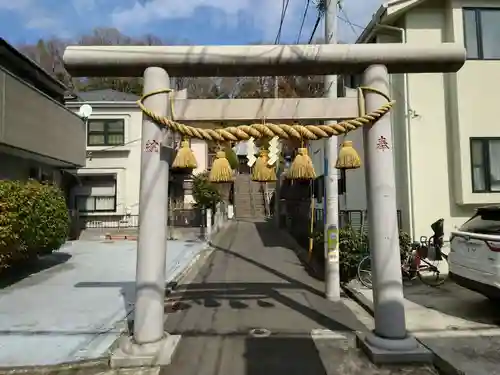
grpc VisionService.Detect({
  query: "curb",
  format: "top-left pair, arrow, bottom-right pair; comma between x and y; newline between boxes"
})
341,283 -> 374,316
0,358 -> 109,375
0,235 -> 223,374
342,283 -> 461,375
163,222 -> 235,312
169,219 -> 233,286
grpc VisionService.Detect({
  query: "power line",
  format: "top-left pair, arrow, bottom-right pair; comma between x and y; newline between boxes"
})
275,0 -> 291,44
338,4 -> 361,37
337,14 -> 364,30
296,0 -> 311,43
308,12 -> 322,43
307,0 -> 329,44
336,5 -> 419,117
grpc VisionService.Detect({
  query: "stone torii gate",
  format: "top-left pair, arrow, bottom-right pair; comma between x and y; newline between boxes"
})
63,43 -> 465,366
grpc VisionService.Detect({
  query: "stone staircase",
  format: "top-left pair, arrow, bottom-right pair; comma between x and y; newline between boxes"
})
234,174 -> 275,219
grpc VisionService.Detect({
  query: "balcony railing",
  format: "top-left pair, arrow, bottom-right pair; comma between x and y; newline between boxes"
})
0,68 -> 86,166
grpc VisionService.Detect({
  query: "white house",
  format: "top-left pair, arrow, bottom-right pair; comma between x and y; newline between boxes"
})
311,0 -> 500,239
65,89 -> 208,226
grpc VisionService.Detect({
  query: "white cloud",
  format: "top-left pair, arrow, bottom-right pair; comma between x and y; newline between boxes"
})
0,0 -> 65,33
111,0 -> 312,41
1,0 -> 384,42
25,16 -> 59,30
72,0 -> 96,14
0,0 -> 33,10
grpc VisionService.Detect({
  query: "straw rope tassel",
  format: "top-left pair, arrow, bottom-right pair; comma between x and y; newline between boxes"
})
335,87 -> 366,170
252,149 -> 277,182
287,147 -> 316,180
209,150 -> 233,183
335,140 -> 361,170
172,140 -> 198,169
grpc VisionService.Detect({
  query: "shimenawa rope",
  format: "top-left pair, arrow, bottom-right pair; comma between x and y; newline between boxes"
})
136,87 -> 394,142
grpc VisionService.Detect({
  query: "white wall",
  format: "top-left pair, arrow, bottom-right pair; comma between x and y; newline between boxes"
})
399,0 -> 500,236
347,0 -> 500,238
448,0 -> 500,206
73,108 -> 142,216
337,0 -> 489,238
191,139 -> 208,176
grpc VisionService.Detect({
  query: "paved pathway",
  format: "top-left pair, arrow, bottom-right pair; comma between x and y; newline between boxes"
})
0,239 -> 206,367
164,221 -> 438,375
346,279 -> 500,375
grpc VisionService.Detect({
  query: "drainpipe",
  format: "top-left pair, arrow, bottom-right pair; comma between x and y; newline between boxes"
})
374,24 -> 415,239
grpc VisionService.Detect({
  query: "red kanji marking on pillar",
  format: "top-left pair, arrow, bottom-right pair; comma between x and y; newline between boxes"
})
145,140 -> 160,153
376,136 -> 390,151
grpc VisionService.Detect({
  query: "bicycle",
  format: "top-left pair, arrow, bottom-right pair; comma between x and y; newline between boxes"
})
357,218 -> 448,288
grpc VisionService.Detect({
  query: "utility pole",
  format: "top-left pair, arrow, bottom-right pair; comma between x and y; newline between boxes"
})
324,0 -> 341,302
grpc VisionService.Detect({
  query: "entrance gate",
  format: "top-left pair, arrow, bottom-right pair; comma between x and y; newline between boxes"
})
64,42 -> 465,366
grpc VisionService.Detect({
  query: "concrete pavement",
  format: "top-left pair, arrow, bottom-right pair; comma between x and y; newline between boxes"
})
345,279 -> 500,375
0,239 -> 207,367
163,220 -> 438,375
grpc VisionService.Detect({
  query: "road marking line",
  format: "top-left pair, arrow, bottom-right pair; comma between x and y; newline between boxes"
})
310,329 -> 348,339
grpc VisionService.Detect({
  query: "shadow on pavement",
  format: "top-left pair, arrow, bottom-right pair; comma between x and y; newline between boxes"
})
75,281 -> 135,332
254,220 -> 326,281
403,282 -> 500,326
166,228 -> 366,335
245,336 -> 327,375
0,251 -> 72,289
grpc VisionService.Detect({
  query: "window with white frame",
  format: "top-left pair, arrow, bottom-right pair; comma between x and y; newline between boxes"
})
470,138 -> 500,193
74,175 -> 117,212
463,8 -> 500,60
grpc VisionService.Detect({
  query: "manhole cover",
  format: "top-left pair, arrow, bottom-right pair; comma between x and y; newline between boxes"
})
249,328 -> 271,338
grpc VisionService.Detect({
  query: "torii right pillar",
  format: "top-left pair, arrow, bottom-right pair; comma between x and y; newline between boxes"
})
357,64 -> 431,364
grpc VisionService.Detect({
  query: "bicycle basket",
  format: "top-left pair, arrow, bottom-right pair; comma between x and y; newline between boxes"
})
435,246 -> 443,261
431,219 -> 444,237
416,245 -> 429,259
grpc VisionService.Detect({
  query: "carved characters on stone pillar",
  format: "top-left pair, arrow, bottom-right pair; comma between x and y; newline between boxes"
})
145,139 -> 160,153
376,136 -> 390,151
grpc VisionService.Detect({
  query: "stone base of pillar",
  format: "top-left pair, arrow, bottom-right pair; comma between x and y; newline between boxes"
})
110,333 -> 181,368
356,331 -> 432,365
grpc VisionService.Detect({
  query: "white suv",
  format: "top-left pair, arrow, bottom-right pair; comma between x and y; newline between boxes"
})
449,206 -> 500,300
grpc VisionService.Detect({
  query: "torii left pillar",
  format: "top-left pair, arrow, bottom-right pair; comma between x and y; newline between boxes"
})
111,67 -> 180,368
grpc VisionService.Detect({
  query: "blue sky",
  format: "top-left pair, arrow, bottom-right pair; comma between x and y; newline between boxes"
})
0,0 -> 383,46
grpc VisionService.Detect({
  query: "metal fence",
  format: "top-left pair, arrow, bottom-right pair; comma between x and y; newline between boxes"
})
78,209 -> 205,230
313,208 -> 402,233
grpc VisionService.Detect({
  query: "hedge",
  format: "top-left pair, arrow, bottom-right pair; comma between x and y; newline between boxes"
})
311,226 -> 412,283
0,180 -> 70,270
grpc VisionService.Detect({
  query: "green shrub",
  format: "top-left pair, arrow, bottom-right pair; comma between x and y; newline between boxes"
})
22,180 -> 70,255
0,180 -> 69,269
311,226 -> 411,283
0,181 -> 30,266
224,146 -> 239,170
192,172 -> 222,210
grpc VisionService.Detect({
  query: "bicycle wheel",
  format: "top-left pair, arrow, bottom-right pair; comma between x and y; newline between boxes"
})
417,256 -> 447,287
357,255 -> 373,289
